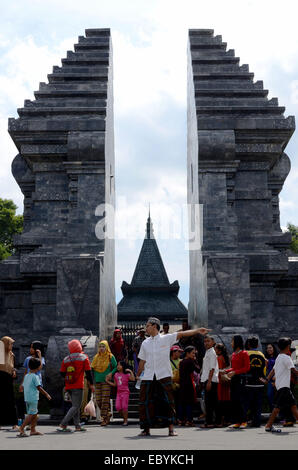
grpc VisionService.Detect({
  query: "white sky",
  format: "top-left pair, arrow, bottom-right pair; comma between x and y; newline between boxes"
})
0,0 -> 297,305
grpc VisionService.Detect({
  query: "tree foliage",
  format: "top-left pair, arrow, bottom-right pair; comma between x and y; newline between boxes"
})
287,222 -> 298,254
0,198 -> 23,260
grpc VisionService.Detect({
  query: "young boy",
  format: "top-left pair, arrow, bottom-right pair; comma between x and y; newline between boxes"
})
200,336 -> 219,428
262,337 -> 298,433
17,357 -> 51,437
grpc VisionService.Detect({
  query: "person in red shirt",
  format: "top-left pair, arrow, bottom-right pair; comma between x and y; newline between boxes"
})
225,335 -> 250,429
57,339 -> 94,433
109,329 -> 127,362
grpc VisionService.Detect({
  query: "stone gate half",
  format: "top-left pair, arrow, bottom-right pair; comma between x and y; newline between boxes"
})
0,29 -> 116,359
187,29 -> 298,341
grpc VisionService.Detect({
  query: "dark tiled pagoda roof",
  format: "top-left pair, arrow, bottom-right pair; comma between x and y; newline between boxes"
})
117,214 -> 188,321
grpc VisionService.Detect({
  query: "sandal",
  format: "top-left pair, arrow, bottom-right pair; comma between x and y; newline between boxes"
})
16,432 -> 28,438
56,427 -> 73,433
185,421 -> 196,427
265,426 -> 281,433
169,430 -> 178,436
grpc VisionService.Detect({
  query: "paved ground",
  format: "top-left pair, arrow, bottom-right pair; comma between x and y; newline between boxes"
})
1,420 -> 298,451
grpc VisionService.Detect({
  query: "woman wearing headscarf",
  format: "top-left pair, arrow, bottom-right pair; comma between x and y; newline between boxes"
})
91,340 -> 117,426
109,329 -> 127,362
0,336 -> 18,429
178,346 -> 200,426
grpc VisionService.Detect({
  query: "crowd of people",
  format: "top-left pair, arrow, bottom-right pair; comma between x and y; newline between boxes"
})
0,317 -> 298,437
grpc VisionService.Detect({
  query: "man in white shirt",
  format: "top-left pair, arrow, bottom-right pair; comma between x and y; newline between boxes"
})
263,337 -> 298,433
136,316 -> 210,436
200,336 -> 219,428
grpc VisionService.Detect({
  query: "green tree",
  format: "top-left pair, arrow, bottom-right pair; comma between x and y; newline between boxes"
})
0,198 -> 23,260
287,222 -> 298,254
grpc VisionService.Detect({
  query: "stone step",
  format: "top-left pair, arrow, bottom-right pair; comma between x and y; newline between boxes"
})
74,43 -> 109,52
189,35 -> 225,46
39,82 -> 108,90
194,80 -> 263,90
195,89 -> 269,97
34,90 -> 107,99
34,83 -> 107,98
190,43 -> 227,50
53,65 -> 109,74
9,116 -> 106,133
26,98 -> 107,107
62,57 -> 109,66
196,106 -> 285,115
194,72 -> 255,80
48,72 -> 108,82
17,106 -> 107,117
192,64 -> 247,73
196,115 -> 295,131
78,34 -> 110,42
84,28 -> 111,37
192,56 -> 239,64
196,97 -> 277,107
67,50 -> 109,59
191,49 -> 235,57
189,29 -> 215,36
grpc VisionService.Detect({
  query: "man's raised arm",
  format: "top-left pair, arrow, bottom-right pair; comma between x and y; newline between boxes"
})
176,327 -> 210,340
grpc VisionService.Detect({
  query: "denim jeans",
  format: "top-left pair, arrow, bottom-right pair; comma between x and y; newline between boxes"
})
60,389 -> 83,427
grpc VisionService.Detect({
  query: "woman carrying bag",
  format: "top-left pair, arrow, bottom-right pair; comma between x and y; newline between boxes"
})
91,340 -> 117,426
0,336 -> 18,430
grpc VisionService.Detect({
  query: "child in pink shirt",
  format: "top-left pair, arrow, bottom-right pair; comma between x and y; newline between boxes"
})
106,361 -> 135,425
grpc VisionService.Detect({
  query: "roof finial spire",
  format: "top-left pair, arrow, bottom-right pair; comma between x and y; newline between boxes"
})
146,203 -> 154,239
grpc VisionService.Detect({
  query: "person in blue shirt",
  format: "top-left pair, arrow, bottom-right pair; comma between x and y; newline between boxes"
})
17,357 -> 51,437
265,343 -> 278,411
20,341 -> 45,391
18,341 -> 46,428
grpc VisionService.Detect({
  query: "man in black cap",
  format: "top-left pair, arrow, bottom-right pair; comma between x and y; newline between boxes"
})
136,316 -> 210,436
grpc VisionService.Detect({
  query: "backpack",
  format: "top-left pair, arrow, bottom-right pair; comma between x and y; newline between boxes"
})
64,357 -> 78,385
246,351 -> 266,386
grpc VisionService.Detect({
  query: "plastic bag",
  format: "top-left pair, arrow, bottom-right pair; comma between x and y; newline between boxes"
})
0,341 -> 5,365
84,395 -> 96,418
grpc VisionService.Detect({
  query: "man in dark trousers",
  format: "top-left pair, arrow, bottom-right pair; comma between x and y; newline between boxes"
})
136,316 -> 210,437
